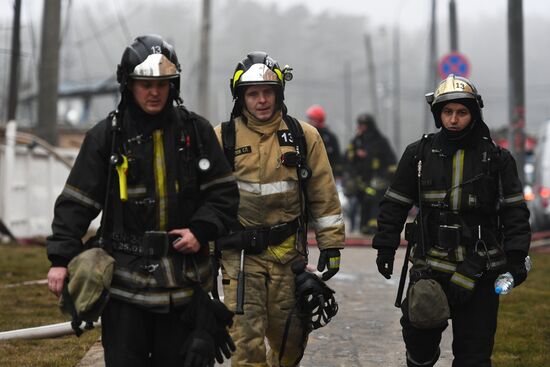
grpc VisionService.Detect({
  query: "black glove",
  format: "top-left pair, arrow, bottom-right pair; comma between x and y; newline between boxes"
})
181,286 -> 236,365
376,248 -> 395,279
506,250 -> 528,287
317,249 -> 341,281
209,299 -> 236,363
448,252 -> 486,305
182,329 -> 215,367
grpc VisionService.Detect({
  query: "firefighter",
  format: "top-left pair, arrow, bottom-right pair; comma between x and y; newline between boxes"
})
46,35 -> 239,367
214,51 -> 345,366
306,104 -> 343,177
373,75 -> 531,367
345,113 -> 396,234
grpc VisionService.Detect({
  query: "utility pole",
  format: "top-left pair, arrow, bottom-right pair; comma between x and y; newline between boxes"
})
449,0 -> 458,52
344,61 -> 353,144
37,0 -> 61,146
424,0 -> 438,132
197,0 -> 211,118
364,33 -> 379,120
393,20 -> 401,154
508,0 -> 525,184
7,0 -> 22,121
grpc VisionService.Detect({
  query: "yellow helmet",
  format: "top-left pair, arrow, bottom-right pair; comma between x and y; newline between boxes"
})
425,74 -> 484,128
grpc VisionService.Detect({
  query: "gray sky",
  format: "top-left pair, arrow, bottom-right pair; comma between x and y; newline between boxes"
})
257,0 -> 550,30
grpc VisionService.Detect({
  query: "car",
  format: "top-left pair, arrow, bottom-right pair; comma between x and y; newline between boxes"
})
527,119 -> 550,232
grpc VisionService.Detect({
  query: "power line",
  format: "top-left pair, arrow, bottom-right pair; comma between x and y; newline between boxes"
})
113,0 -> 132,43
82,3 -> 115,69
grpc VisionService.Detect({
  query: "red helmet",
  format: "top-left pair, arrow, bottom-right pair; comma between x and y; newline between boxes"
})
306,105 -> 326,126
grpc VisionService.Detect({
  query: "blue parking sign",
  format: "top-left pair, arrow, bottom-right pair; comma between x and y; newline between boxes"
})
438,52 -> 470,79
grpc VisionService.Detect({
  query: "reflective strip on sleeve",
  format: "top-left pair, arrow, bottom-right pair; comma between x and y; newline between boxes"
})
237,180 -> 297,196
502,193 -> 524,206
62,185 -> 102,210
312,213 -> 344,230
384,188 -> 414,205
200,174 -> 236,191
450,272 -> 475,290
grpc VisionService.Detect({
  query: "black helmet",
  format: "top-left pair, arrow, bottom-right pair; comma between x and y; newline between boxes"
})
356,113 -> 377,130
117,34 -> 181,99
230,51 -> 293,100
292,260 -> 338,331
425,74 -> 484,128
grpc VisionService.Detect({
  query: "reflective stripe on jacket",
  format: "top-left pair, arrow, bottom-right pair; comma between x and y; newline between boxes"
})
214,110 -> 345,263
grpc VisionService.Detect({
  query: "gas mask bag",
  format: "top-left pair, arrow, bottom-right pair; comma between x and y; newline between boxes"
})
407,278 -> 450,329
59,248 -> 115,326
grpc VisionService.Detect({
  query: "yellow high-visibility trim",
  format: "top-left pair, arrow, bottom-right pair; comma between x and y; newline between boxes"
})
116,155 -> 129,202
268,234 -> 296,260
274,68 -> 283,81
153,130 -> 167,230
233,70 -> 244,89
450,149 -> 464,211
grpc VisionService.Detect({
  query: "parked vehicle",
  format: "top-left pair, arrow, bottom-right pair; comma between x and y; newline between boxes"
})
528,120 -> 550,232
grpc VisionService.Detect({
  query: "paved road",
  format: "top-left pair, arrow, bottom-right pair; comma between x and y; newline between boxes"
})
78,247 -> 454,366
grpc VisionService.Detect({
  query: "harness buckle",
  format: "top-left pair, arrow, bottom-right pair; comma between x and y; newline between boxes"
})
141,264 -> 159,273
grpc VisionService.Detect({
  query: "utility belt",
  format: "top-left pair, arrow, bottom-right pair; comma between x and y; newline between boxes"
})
408,220 -> 499,251
110,231 -> 181,258
216,217 -> 300,255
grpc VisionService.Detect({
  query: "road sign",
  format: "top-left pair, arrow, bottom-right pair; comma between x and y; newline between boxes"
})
438,52 -> 470,79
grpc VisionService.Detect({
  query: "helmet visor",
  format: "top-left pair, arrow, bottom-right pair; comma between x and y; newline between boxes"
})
129,54 -> 179,80
233,63 -> 282,90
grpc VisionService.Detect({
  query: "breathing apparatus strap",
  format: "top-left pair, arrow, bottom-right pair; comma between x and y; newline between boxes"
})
98,110 -> 122,249
221,119 -> 236,171
415,134 -> 432,258
283,115 -> 310,257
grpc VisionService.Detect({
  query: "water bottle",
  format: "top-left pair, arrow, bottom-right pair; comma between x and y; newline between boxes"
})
494,256 -> 532,295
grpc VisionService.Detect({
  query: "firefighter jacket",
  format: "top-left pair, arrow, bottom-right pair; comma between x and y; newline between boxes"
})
46,103 -> 239,312
316,126 -> 343,177
346,129 -> 397,193
373,121 -> 531,274
214,109 -> 345,264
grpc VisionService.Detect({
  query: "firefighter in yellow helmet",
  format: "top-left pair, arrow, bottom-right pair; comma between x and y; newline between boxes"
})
373,75 -> 531,366
213,51 -> 345,366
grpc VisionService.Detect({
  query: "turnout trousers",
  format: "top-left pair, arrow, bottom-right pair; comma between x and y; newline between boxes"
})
221,253 -> 307,367
401,276 -> 500,367
101,298 -> 192,367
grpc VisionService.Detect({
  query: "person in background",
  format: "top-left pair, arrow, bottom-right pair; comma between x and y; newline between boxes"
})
345,113 -> 396,234
306,104 -> 343,178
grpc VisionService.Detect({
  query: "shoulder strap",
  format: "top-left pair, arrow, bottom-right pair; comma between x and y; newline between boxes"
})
414,133 -> 432,258
414,133 -> 433,163
283,114 -> 308,162
221,119 -> 236,171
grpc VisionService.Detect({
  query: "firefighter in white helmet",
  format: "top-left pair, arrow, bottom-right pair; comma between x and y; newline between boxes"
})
213,51 -> 345,366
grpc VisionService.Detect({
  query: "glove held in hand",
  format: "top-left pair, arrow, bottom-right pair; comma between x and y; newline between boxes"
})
317,249 -> 341,281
